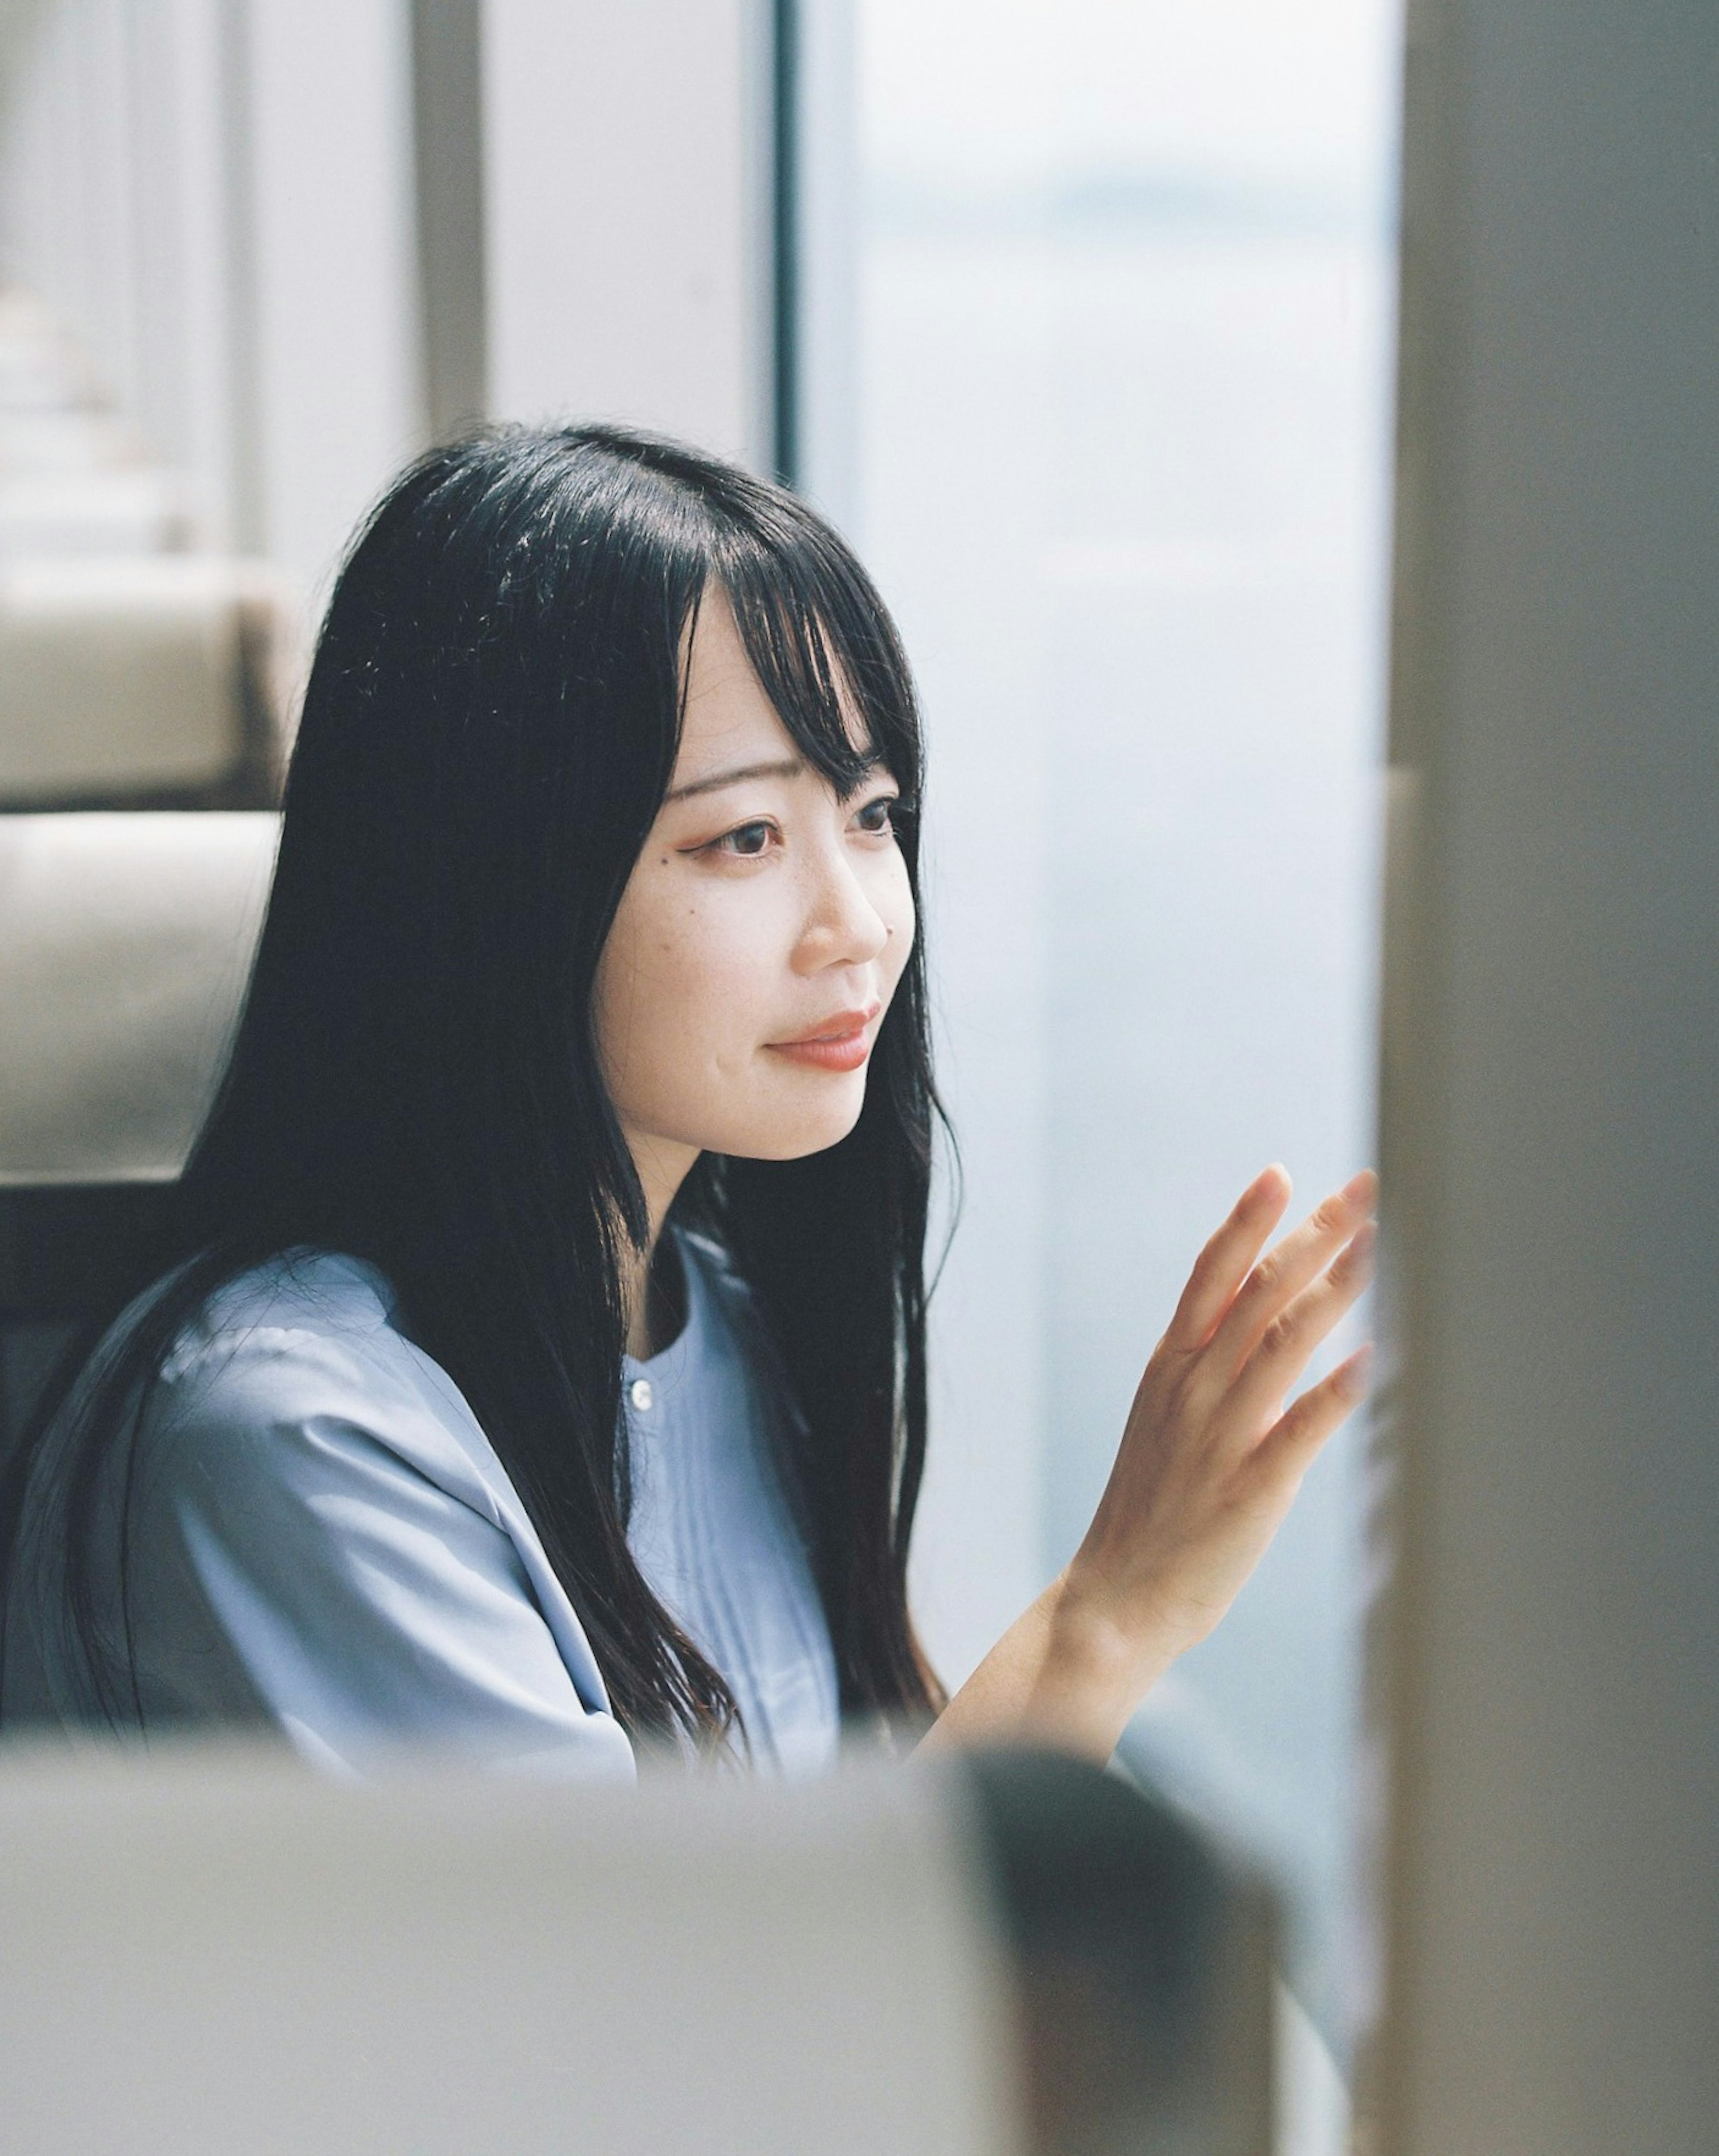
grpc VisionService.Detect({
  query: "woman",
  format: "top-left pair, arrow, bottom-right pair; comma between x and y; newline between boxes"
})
0,426 -> 1373,1776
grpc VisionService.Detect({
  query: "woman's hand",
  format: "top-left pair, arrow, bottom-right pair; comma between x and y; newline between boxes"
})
923,1165 -> 1376,1761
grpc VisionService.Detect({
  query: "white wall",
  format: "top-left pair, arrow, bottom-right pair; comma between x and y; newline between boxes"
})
482,0 -> 773,467
242,0 -> 420,602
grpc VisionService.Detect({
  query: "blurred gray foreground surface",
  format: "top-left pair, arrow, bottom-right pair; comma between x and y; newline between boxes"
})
0,1742 -> 1275,2156
0,1743 -> 1018,2156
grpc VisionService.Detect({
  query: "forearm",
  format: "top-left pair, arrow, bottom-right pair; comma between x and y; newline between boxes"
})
918,1570 -> 1177,1764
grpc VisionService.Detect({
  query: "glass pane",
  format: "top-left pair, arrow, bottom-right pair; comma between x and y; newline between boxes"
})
801,0 -> 1401,2070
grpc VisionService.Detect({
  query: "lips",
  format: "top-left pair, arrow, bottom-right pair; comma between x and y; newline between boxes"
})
764,1003 -> 882,1074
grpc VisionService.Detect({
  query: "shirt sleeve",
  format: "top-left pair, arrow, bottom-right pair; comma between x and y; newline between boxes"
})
125,1321 -> 637,1783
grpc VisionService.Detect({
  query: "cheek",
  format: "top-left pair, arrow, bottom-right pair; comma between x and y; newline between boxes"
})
594,848 -> 919,1157
877,860 -> 918,998
594,873 -> 785,1116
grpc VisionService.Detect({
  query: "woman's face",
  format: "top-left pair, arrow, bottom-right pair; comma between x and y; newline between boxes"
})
594,587 -> 915,1189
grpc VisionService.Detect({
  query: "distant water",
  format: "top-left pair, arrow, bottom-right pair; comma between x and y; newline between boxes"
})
857,209 -> 1396,2048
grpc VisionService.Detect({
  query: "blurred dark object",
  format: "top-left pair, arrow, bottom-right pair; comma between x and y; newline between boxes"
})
0,1182 -> 174,1320
0,1182 -> 171,1455
968,1748 -> 1274,2156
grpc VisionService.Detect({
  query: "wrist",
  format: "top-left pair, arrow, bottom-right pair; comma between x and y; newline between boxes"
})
1026,1570 -> 1178,1755
1044,1569 -> 1151,1678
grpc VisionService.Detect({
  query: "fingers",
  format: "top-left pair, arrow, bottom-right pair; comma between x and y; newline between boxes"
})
1225,1219 -> 1376,1433
1204,1168 -> 1377,1379
1163,1165 -> 1293,1353
1254,1344 -> 1373,1477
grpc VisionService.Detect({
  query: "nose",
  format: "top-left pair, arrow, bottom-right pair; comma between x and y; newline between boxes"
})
795,837 -> 889,973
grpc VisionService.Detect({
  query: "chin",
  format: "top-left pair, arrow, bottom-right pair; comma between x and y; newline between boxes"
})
721,1075 -> 869,1162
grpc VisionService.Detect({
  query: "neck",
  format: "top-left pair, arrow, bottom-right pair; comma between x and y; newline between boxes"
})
621,1130 -> 701,1359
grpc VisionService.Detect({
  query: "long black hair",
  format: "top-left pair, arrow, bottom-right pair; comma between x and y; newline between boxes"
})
0,424 -> 947,1748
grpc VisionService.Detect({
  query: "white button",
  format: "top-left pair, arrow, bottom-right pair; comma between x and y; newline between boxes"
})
629,1378 -> 654,1413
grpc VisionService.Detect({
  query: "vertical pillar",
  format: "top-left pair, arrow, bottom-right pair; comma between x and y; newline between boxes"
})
1374,1 -> 1719,2150
778,0 -> 857,524
410,0 -> 486,442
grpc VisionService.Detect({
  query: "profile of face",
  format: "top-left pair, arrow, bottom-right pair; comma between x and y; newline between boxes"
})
593,586 -> 916,1188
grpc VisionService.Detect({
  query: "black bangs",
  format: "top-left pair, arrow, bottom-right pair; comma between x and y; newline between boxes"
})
712,514 -> 924,815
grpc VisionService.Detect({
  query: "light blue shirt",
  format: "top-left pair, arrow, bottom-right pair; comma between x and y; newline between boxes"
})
3,1234 -> 841,1779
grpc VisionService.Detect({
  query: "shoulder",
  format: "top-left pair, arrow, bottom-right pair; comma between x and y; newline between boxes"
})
15,1251 -> 631,1765
165,1247 -> 400,1371
139,1249 -> 513,1528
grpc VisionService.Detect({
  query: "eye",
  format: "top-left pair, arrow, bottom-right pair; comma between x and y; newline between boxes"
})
854,795 -> 898,837
712,819 -> 777,859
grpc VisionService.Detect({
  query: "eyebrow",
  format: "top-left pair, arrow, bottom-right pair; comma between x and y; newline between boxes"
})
664,752 -> 884,804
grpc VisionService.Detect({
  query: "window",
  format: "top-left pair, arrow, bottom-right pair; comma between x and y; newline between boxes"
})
795,0 -> 1401,2059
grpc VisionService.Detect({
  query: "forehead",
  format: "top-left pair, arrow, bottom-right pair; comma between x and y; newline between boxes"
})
675,585 -> 876,781
677,588 -> 797,768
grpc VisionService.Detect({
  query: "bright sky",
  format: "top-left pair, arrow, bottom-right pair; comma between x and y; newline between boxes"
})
860,0 -> 1402,195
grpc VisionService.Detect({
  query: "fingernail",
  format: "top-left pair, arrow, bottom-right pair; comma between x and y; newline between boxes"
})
1341,1345 -> 1375,1397
1347,1221 -> 1378,1262
1340,1168 -> 1377,1207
